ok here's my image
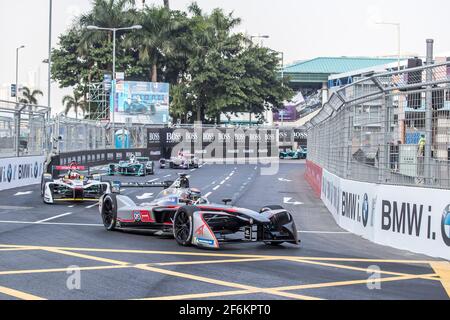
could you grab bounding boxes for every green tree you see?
[63,92,87,119]
[19,86,43,105]
[127,6,186,82]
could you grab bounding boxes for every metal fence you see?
[0,100,50,158]
[306,58,450,190]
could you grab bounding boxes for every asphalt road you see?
[0,160,448,300]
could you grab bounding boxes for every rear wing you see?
[51,165,91,179]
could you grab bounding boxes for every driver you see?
[187,188,202,202]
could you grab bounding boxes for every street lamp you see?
[86,24,142,125]
[15,45,25,103]
[376,22,401,71]
[250,34,270,46]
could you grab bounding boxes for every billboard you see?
[111,81,170,124]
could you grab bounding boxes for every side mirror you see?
[111,181,121,194]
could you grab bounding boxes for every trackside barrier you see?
[304,160,322,197]
[47,148,156,172]
[318,164,450,260]
[0,156,45,191]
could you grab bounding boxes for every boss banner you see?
[0,156,45,191]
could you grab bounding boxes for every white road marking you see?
[283,197,303,206]
[298,231,351,234]
[136,193,154,200]
[204,192,212,198]
[67,205,75,208]
[147,178,159,183]
[190,169,196,172]
[35,212,73,224]
[278,178,292,182]
[14,191,33,196]
[164,174,172,178]
[85,203,99,209]
[213,185,220,191]
[0,220,102,227]
[220,180,226,185]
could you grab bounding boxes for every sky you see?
[1,0,450,114]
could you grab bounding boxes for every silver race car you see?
[99,174,299,249]
[159,152,199,169]
[41,163,110,204]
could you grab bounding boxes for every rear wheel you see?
[173,206,197,246]
[101,194,118,231]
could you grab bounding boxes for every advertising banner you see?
[375,185,450,260]
[111,81,170,124]
[0,156,45,191]
[319,168,450,259]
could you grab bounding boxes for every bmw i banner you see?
[0,156,45,191]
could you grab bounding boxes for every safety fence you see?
[0,100,50,158]
[306,60,450,190]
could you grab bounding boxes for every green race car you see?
[108,156,154,176]
[279,148,307,160]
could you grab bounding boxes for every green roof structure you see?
[283,57,398,85]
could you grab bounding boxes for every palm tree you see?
[63,92,86,119]
[78,0,137,53]
[19,86,43,105]
[127,6,181,82]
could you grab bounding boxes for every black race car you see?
[99,174,299,249]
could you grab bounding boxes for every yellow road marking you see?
[286,258,439,281]
[135,264,322,300]
[0,265,130,276]
[154,257,279,266]
[137,290,252,300]
[0,247,36,252]
[273,273,438,291]
[0,244,435,264]
[43,248,130,266]
[430,261,450,298]
[0,285,45,300]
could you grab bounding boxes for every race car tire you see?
[259,205,284,213]
[173,206,197,247]
[101,194,118,231]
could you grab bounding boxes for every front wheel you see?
[101,194,118,231]
[173,206,197,246]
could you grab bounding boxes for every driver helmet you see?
[68,171,82,180]
[130,154,136,163]
[188,188,202,202]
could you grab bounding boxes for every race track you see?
[0,161,448,300]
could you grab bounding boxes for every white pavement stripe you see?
[164,175,172,178]
[298,231,351,234]
[14,191,33,196]
[35,212,73,224]
[68,205,75,208]
[0,220,102,227]
[147,178,159,183]
[213,185,220,191]
[204,192,212,198]
[85,203,99,209]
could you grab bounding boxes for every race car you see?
[108,154,154,176]
[279,147,307,160]
[99,174,299,249]
[41,163,110,204]
[159,152,199,169]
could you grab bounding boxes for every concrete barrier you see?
[0,156,45,191]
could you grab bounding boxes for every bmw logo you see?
[34,162,39,178]
[6,164,12,183]
[133,211,141,222]
[362,193,369,227]
[441,204,450,246]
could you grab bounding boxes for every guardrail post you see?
[425,39,434,185]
